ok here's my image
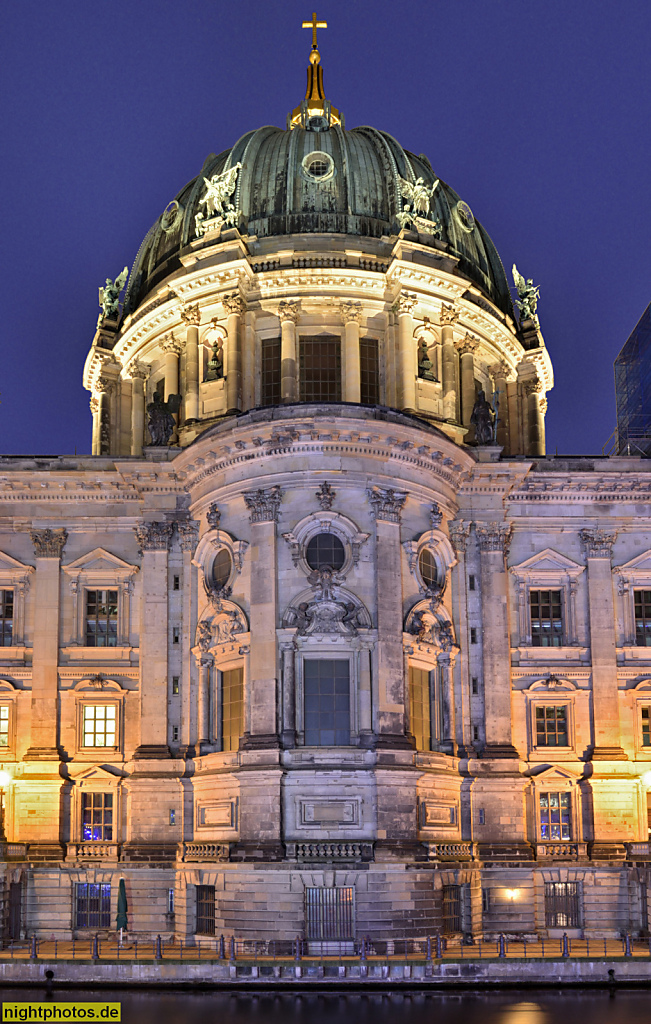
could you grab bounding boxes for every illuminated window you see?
[261,337,281,406]
[222,667,243,752]
[535,706,568,747]
[635,591,651,646]
[0,706,9,748]
[544,881,580,928]
[82,705,116,748]
[642,706,651,747]
[82,792,113,841]
[305,533,345,571]
[76,883,111,929]
[0,591,13,647]
[196,885,215,935]
[85,590,118,647]
[299,337,341,402]
[305,887,354,940]
[360,338,379,405]
[539,791,571,841]
[529,590,563,647]
[304,660,350,746]
[409,666,431,751]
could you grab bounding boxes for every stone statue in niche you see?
[147,392,182,446]
[470,390,495,446]
[417,338,436,381]
[204,339,224,381]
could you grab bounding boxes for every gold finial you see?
[302,12,327,61]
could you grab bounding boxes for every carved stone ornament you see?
[523,377,543,396]
[31,528,68,559]
[405,602,458,652]
[134,521,174,553]
[392,292,418,317]
[162,334,184,356]
[206,502,221,530]
[195,162,242,238]
[180,304,201,327]
[177,519,200,554]
[580,528,616,559]
[340,301,363,325]
[367,487,407,524]
[278,300,300,324]
[285,570,370,638]
[89,396,99,415]
[244,486,284,524]
[195,600,247,651]
[223,293,245,317]
[316,482,336,511]
[127,361,149,382]
[455,333,479,357]
[429,503,444,530]
[439,303,461,326]
[475,522,513,554]
[448,520,471,555]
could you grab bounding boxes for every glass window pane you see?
[304,660,349,746]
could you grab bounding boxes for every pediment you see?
[530,764,581,783]
[62,548,138,577]
[0,550,34,581]
[527,675,578,691]
[73,676,124,692]
[510,547,584,577]
[615,550,651,574]
[74,765,121,784]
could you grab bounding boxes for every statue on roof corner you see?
[512,264,540,323]
[98,266,128,322]
[195,162,242,237]
[397,175,439,232]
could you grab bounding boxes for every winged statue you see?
[512,264,540,322]
[397,175,439,229]
[98,266,128,321]
[196,162,242,236]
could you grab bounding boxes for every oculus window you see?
[300,337,341,402]
[419,549,439,590]
[212,549,232,589]
[304,659,350,746]
[305,533,345,571]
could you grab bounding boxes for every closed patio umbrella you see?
[116,878,128,941]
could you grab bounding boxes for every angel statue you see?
[397,175,439,229]
[98,266,128,321]
[146,391,182,446]
[196,162,242,237]
[512,264,540,323]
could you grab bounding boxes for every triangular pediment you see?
[73,765,121,783]
[0,550,34,581]
[62,547,137,575]
[510,548,584,576]
[530,764,581,783]
[616,549,651,574]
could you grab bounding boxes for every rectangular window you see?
[0,591,13,647]
[359,338,379,405]
[408,666,431,751]
[530,590,563,646]
[469,575,475,591]
[85,590,118,648]
[305,887,354,940]
[643,707,651,747]
[442,884,462,934]
[0,706,9,747]
[535,705,568,746]
[539,791,571,841]
[544,881,580,928]
[299,337,341,402]
[81,792,113,841]
[222,667,243,753]
[82,705,117,748]
[481,887,491,914]
[168,888,175,915]
[261,337,281,406]
[304,659,350,746]
[76,883,111,929]
[196,885,215,935]
[635,590,651,646]
[470,627,477,644]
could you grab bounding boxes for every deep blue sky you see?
[2,0,650,456]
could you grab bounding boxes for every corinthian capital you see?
[340,301,363,325]
[475,521,512,554]
[455,333,478,356]
[392,292,417,316]
[580,528,616,559]
[31,528,68,559]
[440,303,461,326]
[523,377,543,395]
[367,486,407,524]
[177,519,200,553]
[278,300,300,324]
[244,486,284,523]
[180,303,201,327]
[448,520,471,554]
[162,334,184,356]
[223,293,245,317]
[135,521,174,553]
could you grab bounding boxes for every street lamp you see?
[0,771,11,842]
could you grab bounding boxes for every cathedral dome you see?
[123,123,512,319]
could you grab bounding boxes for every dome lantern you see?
[288,12,343,131]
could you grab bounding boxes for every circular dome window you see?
[455,200,475,234]
[302,151,334,182]
[419,548,438,588]
[306,533,345,571]
[212,549,232,588]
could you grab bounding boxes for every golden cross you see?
[302,11,327,50]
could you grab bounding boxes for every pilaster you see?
[134,521,174,758]
[26,528,67,759]
[224,293,245,413]
[180,304,201,422]
[440,303,460,422]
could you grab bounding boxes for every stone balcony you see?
[285,841,374,863]
[423,842,475,862]
[535,842,588,861]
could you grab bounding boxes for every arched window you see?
[306,533,345,571]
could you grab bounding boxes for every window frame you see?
[298,334,342,403]
[510,548,584,648]
[81,790,115,842]
[62,548,138,649]
[282,510,369,581]
[0,550,35,651]
[529,693,575,756]
[538,790,572,842]
[196,884,216,936]
[84,588,119,649]
[296,652,359,748]
[75,882,111,930]
[529,588,564,648]
[0,686,17,755]
[76,698,121,755]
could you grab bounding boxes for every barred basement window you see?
[643,707,651,747]
[305,887,354,940]
[261,337,281,406]
[299,337,341,402]
[539,791,571,840]
[222,667,243,752]
[76,883,111,929]
[635,590,651,646]
[535,705,568,746]
[85,590,118,647]
[0,706,9,747]
[196,885,215,935]
[304,659,350,746]
[408,666,430,751]
[530,589,563,647]
[359,338,379,405]
[442,884,462,934]
[81,792,113,841]
[544,881,580,928]
[0,591,13,646]
[82,705,116,748]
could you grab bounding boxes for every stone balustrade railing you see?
[286,842,374,862]
[536,842,587,860]
[180,843,230,862]
[424,842,475,861]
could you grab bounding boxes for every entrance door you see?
[8,882,21,940]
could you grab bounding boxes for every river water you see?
[1,991,650,1024]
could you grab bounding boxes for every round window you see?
[212,549,232,588]
[306,533,345,571]
[419,548,438,588]
[302,151,334,182]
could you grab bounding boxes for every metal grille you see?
[196,885,216,935]
[304,659,350,746]
[544,881,581,927]
[360,338,379,405]
[635,590,651,646]
[305,887,354,940]
[535,705,568,746]
[261,337,281,405]
[0,591,13,647]
[76,883,111,929]
[530,589,563,647]
[299,337,341,402]
[442,884,462,933]
[82,792,113,841]
[85,590,118,647]
[408,666,430,751]
[222,667,243,752]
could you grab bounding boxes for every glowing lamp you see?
[506,888,520,901]
[642,771,651,788]
[0,771,12,788]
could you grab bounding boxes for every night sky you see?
[2,0,650,457]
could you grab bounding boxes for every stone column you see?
[26,529,67,758]
[241,486,283,749]
[438,648,459,754]
[90,396,100,455]
[393,293,418,412]
[96,378,113,455]
[440,303,460,422]
[224,293,244,413]
[490,361,510,449]
[180,304,201,422]
[280,640,296,748]
[279,300,299,404]
[456,334,478,431]
[580,529,625,758]
[196,654,213,750]
[475,522,518,758]
[129,364,148,457]
[243,309,256,411]
[524,378,545,456]
[449,521,473,753]
[340,301,362,403]
[368,486,411,746]
[134,521,174,758]
[177,519,199,756]
[162,336,183,443]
